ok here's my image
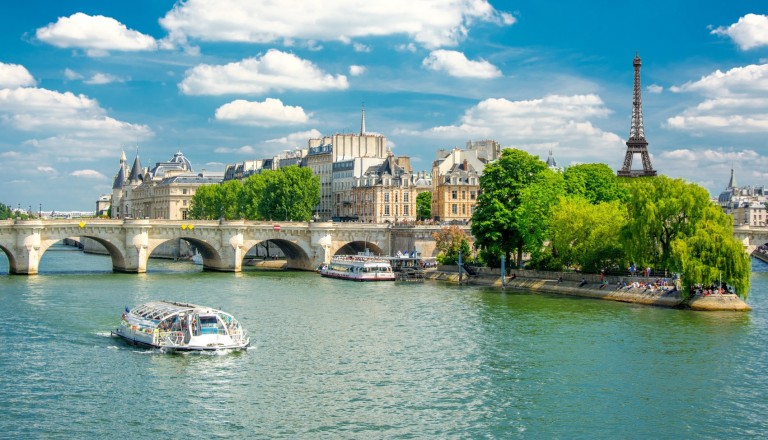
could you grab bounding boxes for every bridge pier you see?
[10,221,43,275]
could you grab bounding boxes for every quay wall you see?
[427,266,751,311]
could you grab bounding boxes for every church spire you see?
[727,167,737,190]
[360,101,366,135]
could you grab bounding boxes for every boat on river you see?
[319,255,395,281]
[111,300,250,351]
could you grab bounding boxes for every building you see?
[333,157,387,220]
[305,143,333,220]
[111,150,223,220]
[466,139,500,162]
[718,168,768,227]
[545,150,563,172]
[95,194,111,217]
[352,154,432,223]
[431,147,487,222]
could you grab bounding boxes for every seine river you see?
[1,247,767,439]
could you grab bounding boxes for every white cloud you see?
[179,49,348,95]
[712,14,768,50]
[353,42,371,53]
[667,64,768,133]
[160,0,514,49]
[0,62,36,88]
[422,50,501,78]
[214,98,310,126]
[84,73,127,85]
[646,84,663,94]
[397,43,418,53]
[214,145,256,154]
[349,65,367,76]
[64,68,83,81]
[71,169,107,179]
[36,12,158,56]
[266,129,322,144]
[0,87,152,159]
[399,94,621,163]
[37,166,57,174]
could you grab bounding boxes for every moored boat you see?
[111,300,250,351]
[319,255,395,281]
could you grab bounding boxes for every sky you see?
[1,1,768,211]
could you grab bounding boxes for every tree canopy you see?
[432,225,472,265]
[189,165,320,221]
[471,148,548,267]
[416,191,432,221]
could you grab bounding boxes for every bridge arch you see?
[146,237,222,270]
[242,238,313,270]
[332,240,386,257]
[0,244,15,274]
[39,234,127,273]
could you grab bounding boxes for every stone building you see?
[111,150,223,220]
[718,168,767,227]
[351,154,432,223]
[431,147,487,222]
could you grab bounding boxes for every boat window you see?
[199,316,219,335]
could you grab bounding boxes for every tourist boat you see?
[111,300,250,351]
[319,255,395,281]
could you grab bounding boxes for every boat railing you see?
[160,330,185,346]
[230,328,248,344]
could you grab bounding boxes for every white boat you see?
[191,251,203,265]
[111,300,250,351]
[319,255,395,281]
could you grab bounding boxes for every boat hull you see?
[319,270,395,281]
[111,330,249,351]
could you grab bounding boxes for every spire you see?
[618,53,656,177]
[546,150,558,167]
[360,101,366,135]
[727,167,737,190]
[128,148,143,183]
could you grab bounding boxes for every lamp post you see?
[39,203,42,219]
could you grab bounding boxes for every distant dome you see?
[170,151,193,171]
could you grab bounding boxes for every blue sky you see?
[1,0,767,210]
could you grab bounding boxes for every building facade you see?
[431,147,487,222]
[718,168,768,227]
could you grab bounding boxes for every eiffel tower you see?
[617,53,656,177]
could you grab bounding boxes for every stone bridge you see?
[0,219,461,275]
[733,225,768,255]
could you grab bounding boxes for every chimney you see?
[463,159,468,171]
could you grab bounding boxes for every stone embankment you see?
[426,266,751,311]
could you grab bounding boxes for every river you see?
[1,247,767,438]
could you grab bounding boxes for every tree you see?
[257,166,320,221]
[416,191,432,221]
[514,169,565,262]
[188,184,222,220]
[219,179,245,219]
[0,203,12,220]
[547,197,628,273]
[670,204,751,298]
[621,176,712,270]
[471,148,548,267]
[563,163,627,204]
[432,225,472,265]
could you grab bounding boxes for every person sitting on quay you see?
[579,277,588,287]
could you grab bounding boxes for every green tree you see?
[188,184,221,220]
[471,148,548,267]
[514,169,565,262]
[670,204,751,298]
[241,173,267,219]
[432,225,472,265]
[621,176,712,270]
[257,166,320,221]
[563,163,627,204]
[547,197,628,273]
[0,203,12,220]
[416,191,432,221]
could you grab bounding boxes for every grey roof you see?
[546,151,558,167]
[112,164,125,189]
[128,154,143,183]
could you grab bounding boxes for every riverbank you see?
[426,267,751,311]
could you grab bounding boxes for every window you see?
[404,206,409,216]
[462,190,466,200]
[384,192,390,203]
[462,204,466,214]
[385,205,390,216]
[470,190,476,200]
[395,193,398,203]
[182,188,188,195]
[183,200,187,206]
[403,192,409,203]
[452,204,458,214]
[451,190,458,200]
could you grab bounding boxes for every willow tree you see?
[472,148,548,267]
[548,197,628,273]
[670,204,751,298]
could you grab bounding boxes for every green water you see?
[1,248,767,438]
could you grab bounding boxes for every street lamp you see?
[39,203,42,219]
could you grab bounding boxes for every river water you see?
[1,247,767,438]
